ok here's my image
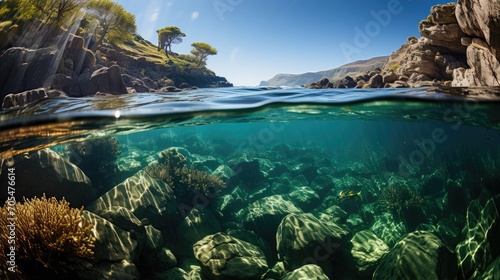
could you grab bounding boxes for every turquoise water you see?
[0,87,499,279]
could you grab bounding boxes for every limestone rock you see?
[419,22,466,53]
[193,233,268,280]
[87,170,178,229]
[276,213,348,271]
[2,88,67,109]
[452,39,500,86]
[281,264,329,280]
[455,0,500,61]
[0,148,94,207]
[430,3,458,24]
[350,230,389,275]
[456,196,500,279]
[373,231,456,280]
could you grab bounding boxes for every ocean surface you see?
[0,87,499,279]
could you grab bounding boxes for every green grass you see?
[389,63,400,72]
[115,35,197,70]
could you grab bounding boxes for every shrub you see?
[389,63,400,72]
[0,195,94,277]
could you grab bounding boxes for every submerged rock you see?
[456,195,500,279]
[281,264,329,280]
[2,88,67,109]
[373,231,456,280]
[276,213,348,273]
[0,148,94,207]
[193,233,268,280]
[350,230,389,275]
[87,170,178,229]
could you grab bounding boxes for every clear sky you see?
[113,0,453,86]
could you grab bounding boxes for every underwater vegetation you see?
[0,195,94,279]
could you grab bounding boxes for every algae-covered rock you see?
[373,231,456,280]
[350,230,389,275]
[276,213,348,272]
[193,233,268,280]
[151,267,190,280]
[456,195,500,279]
[281,264,329,280]
[288,186,320,211]
[370,212,407,247]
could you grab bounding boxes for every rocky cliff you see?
[306,0,500,89]
[0,22,232,109]
[381,0,500,87]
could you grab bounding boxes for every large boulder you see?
[350,230,389,275]
[79,65,128,96]
[193,233,268,280]
[75,211,140,280]
[276,213,348,272]
[456,196,500,279]
[373,231,456,280]
[87,170,179,229]
[0,148,94,207]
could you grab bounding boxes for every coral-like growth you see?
[144,148,225,198]
[0,195,94,277]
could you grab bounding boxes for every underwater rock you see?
[350,230,389,275]
[287,185,321,212]
[276,213,348,273]
[212,164,236,182]
[77,259,140,280]
[175,205,222,258]
[97,206,143,232]
[373,231,456,280]
[264,261,286,279]
[456,195,500,279]
[83,211,138,262]
[231,159,265,187]
[370,212,407,247]
[315,205,348,225]
[281,264,329,280]
[87,170,178,230]
[240,195,302,243]
[0,148,94,207]
[193,233,268,280]
[217,186,248,217]
[151,267,190,280]
[226,228,271,261]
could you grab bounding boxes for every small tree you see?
[156,26,185,57]
[190,42,217,67]
[86,0,136,51]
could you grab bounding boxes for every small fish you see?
[338,190,361,199]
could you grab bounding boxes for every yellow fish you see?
[338,190,361,199]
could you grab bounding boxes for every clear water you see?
[0,87,499,279]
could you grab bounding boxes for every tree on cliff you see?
[1,0,88,27]
[156,26,185,57]
[86,0,136,51]
[190,42,217,67]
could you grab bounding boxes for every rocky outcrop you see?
[193,233,268,280]
[0,148,94,207]
[380,1,500,87]
[350,230,389,275]
[281,264,329,280]
[2,88,67,109]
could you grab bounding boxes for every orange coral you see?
[0,195,94,277]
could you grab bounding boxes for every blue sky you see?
[114,0,452,86]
